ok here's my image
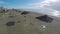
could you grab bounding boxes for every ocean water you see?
[23,7,60,17]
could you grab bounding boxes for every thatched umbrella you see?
[6,21,15,26]
[21,11,29,21]
[6,21,15,34]
[21,11,29,15]
[36,15,53,23]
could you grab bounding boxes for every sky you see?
[0,0,60,17]
[0,0,42,8]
